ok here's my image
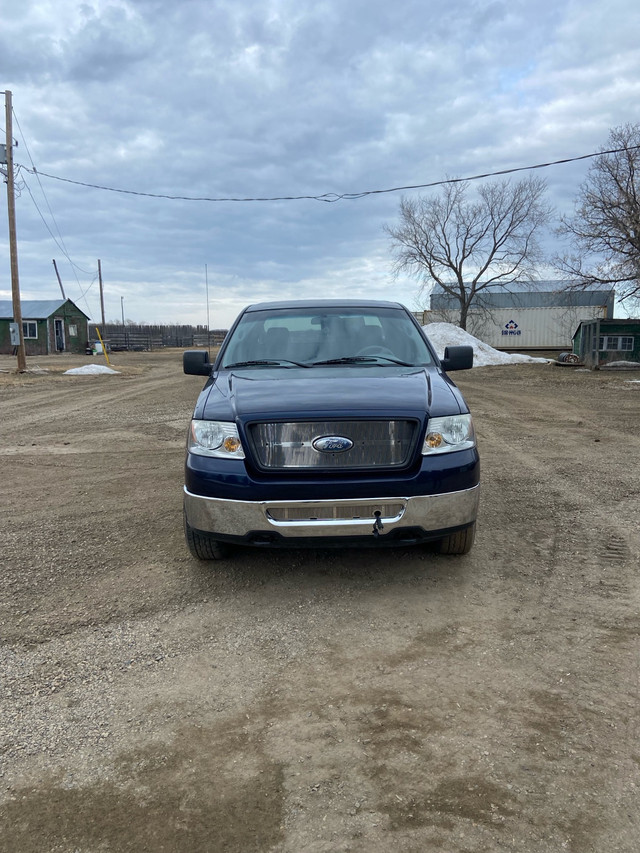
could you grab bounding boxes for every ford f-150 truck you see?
[182,300,479,559]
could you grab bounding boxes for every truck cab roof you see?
[244,299,406,313]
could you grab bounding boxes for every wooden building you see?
[0,299,90,355]
[572,318,640,368]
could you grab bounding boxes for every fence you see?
[94,324,228,351]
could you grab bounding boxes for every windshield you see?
[220,306,433,368]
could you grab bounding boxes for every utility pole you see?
[98,259,105,326]
[52,259,66,300]
[3,90,26,371]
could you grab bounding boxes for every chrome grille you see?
[248,420,417,469]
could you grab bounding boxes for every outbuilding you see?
[426,283,614,351]
[0,298,90,355]
[572,318,640,368]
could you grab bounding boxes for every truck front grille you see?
[248,419,417,469]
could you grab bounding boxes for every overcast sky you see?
[2,0,639,327]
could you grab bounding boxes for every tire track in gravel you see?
[1,370,198,432]
[2,357,639,853]
[461,372,640,536]
[458,368,640,602]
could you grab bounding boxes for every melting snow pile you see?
[602,361,640,369]
[423,323,549,367]
[64,365,120,375]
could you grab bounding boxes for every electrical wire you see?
[13,111,95,276]
[18,171,75,258]
[16,168,96,316]
[17,144,640,204]
[12,108,98,316]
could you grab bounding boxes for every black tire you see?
[184,513,230,560]
[437,523,476,555]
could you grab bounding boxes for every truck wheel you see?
[184,513,229,560]
[437,523,476,555]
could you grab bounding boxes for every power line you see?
[13,111,95,276]
[17,145,640,204]
[19,173,77,259]
[17,170,96,316]
[12,107,97,317]
[13,113,69,245]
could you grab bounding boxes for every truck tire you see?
[184,513,229,560]
[437,523,476,555]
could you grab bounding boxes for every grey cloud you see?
[62,5,154,81]
[3,0,639,327]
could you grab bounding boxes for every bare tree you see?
[556,123,640,303]
[385,177,551,329]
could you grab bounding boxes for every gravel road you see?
[0,350,638,853]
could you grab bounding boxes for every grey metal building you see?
[425,282,615,350]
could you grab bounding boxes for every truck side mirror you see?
[441,345,473,371]
[183,350,212,375]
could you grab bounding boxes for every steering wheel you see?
[356,346,397,358]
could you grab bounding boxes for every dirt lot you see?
[0,349,638,853]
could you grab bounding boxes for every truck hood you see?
[196,367,464,422]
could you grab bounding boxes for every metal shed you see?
[0,298,90,355]
[426,283,615,350]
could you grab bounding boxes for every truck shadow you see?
[184,539,475,598]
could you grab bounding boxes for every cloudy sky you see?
[2,0,639,327]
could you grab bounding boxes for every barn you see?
[425,283,614,351]
[572,318,640,368]
[0,298,90,356]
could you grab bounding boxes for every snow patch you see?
[64,365,120,375]
[423,323,549,367]
[601,361,640,369]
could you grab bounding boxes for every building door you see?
[54,318,65,352]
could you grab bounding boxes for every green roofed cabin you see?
[0,299,90,356]
[572,318,640,368]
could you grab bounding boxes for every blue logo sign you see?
[312,435,354,453]
[502,319,522,337]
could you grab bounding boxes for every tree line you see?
[386,123,640,328]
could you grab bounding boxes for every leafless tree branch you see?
[385,177,552,328]
[554,123,640,301]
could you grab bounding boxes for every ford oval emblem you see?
[312,435,354,453]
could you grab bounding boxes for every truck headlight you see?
[422,414,475,455]
[188,420,245,458]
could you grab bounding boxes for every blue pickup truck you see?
[183,300,479,559]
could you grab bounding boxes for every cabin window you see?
[597,335,634,351]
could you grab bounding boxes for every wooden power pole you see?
[52,259,66,299]
[4,90,26,371]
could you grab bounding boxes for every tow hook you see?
[372,511,384,537]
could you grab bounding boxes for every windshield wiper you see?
[311,356,378,366]
[365,355,413,366]
[224,359,310,368]
[311,356,413,366]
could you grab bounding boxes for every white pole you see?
[205,263,211,357]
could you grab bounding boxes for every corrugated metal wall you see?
[427,306,608,349]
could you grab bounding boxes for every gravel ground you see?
[0,350,639,853]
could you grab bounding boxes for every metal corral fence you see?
[94,324,228,351]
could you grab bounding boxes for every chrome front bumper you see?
[184,485,479,540]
